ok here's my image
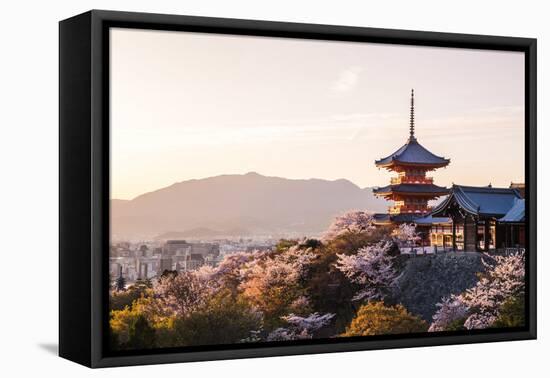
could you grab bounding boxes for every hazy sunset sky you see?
[110,28,525,200]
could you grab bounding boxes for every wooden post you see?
[463,218,467,252]
[505,224,509,248]
[474,219,479,252]
[452,220,457,252]
[483,219,489,252]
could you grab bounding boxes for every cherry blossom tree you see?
[335,241,399,301]
[322,210,375,242]
[194,264,217,282]
[429,252,525,331]
[289,296,311,313]
[195,250,266,293]
[216,250,266,279]
[240,245,316,328]
[265,327,295,341]
[428,295,468,332]
[461,252,525,329]
[240,246,316,295]
[392,223,421,248]
[154,271,214,316]
[266,312,335,341]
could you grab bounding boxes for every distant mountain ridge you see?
[111,172,389,240]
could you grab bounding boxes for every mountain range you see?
[111,172,389,240]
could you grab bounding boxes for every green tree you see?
[110,282,152,311]
[160,269,178,279]
[493,294,525,328]
[114,275,126,292]
[299,238,323,250]
[342,301,428,336]
[304,247,357,333]
[110,301,156,350]
[304,229,397,334]
[171,290,262,347]
[445,318,467,331]
[275,239,299,253]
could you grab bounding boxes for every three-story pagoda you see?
[373,90,450,224]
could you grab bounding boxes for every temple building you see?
[370,90,525,253]
[373,89,450,225]
[498,197,526,249]
[429,185,525,252]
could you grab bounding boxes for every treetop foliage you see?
[342,301,428,337]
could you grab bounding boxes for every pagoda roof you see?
[431,184,522,218]
[498,198,525,223]
[391,213,426,223]
[372,213,391,225]
[373,213,424,225]
[375,137,450,168]
[414,214,452,225]
[373,183,449,196]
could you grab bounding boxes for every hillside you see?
[391,252,485,320]
[111,172,389,240]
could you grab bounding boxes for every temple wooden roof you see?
[498,198,525,223]
[375,137,450,169]
[373,213,426,225]
[373,183,449,197]
[414,214,452,225]
[431,185,523,218]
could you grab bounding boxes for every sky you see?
[110,28,525,200]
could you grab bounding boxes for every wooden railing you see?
[389,205,431,214]
[494,247,526,255]
[391,176,433,185]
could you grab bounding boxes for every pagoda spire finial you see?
[409,88,415,139]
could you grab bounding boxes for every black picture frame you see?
[59,9,537,368]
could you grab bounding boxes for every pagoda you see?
[373,89,450,224]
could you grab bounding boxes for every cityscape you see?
[110,237,277,284]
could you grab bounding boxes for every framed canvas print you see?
[59,10,537,368]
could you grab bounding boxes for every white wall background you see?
[0,0,547,376]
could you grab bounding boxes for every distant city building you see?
[138,244,149,257]
[160,240,221,273]
[158,257,173,275]
[110,238,292,282]
[163,240,219,257]
[178,253,205,271]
